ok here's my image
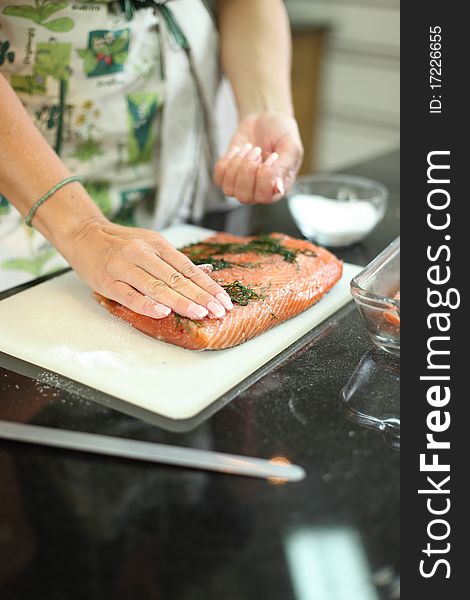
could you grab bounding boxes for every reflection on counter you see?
[341,347,400,450]
[284,527,379,600]
[284,526,400,599]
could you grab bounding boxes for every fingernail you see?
[272,193,283,202]
[197,263,214,274]
[207,301,226,318]
[246,146,262,162]
[217,292,233,310]
[264,152,279,167]
[153,303,172,318]
[226,146,240,159]
[239,143,253,158]
[187,304,208,320]
[274,176,285,196]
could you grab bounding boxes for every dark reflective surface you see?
[0,152,400,599]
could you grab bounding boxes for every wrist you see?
[32,181,107,254]
[237,91,293,120]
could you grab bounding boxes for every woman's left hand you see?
[213,112,303,205]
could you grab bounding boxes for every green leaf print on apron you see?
[127,92,159,164]
[77,28,130,77]
[3,1,74,32]
[0,39,15,64]
[0,195,11,216]
[0,0,165,291]
[0,0,222,293]
[72,100,104,162]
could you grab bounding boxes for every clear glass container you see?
[341,347,400,450]
[350,236,400,354]
[287,174,388,247]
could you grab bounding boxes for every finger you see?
[213,146,240,187]
[272,135,304,195]
[107,281,172,319]
[256,149,295,205]
[152,238,233,311]
[233,146,263,204]
[220,142,253,197]
[213,159,228,188]
[127,266,210,320]
[272,176,286,202]
[105,237,222,315]
[254,152,280,204]
[139,254,226,318]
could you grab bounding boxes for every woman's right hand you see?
[63,218,233,320]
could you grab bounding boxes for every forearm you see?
[216,0,293,118]
[0,75,105,250]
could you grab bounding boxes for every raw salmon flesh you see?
[384,291,400,326]
[95,232,343,350]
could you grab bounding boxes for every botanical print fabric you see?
[0,0,165,291]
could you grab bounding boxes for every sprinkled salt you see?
[288,193,381,246]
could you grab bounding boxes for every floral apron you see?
[0,0,221,292]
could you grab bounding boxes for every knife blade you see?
[0,420,305,482]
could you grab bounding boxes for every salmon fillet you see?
[384,291,400,326]
[95,232,343,350]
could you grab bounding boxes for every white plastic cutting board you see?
[0,225,361,420]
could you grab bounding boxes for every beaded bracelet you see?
[25,175,81,227]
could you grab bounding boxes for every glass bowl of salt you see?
[287,174,388,247]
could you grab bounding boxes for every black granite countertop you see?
[0,151,400,600]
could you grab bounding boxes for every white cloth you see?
[153,0,225,229]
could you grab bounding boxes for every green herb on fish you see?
[174,313,203,332]
[191,256,261,271]
[190,257,236,271]
[184,234,316,264]
[222,281,263,306]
